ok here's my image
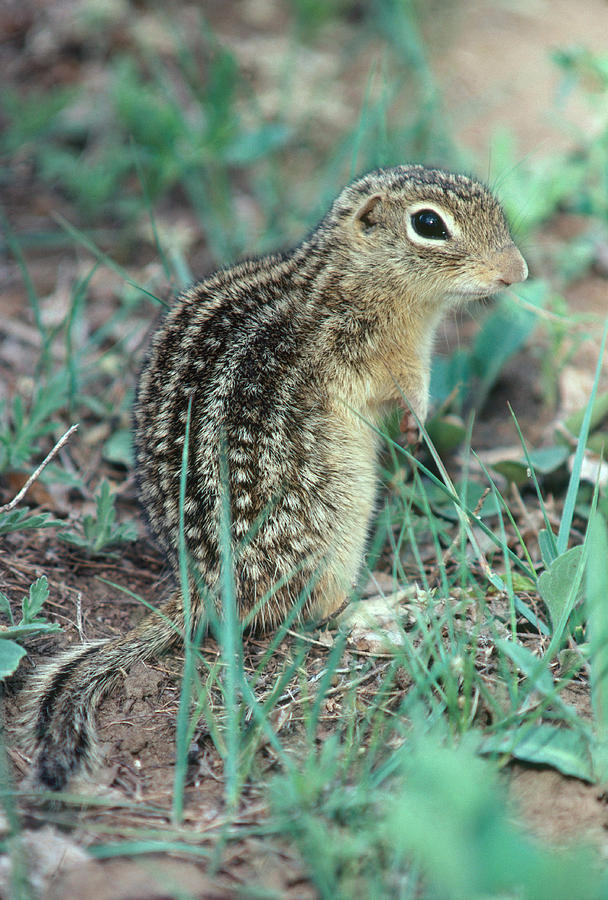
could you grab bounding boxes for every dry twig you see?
[0,423,79,514]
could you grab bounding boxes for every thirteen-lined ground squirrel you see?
[24,165,527,790]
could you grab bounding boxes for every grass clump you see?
[57,479,137,556]
[270,727,607,900]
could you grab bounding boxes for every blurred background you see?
[2,0,608,448]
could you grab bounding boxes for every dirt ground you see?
[2,1,608,897]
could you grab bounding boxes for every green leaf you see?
[491,129,586,233]
[527,445,571,473]
[586,514,608,753]
[558,646,588,674]
[496,638,553,695]
[1,622,60,640]
[0,507,63,536]
[563,389,608,438]
[538,528,558,568]
[538,545,585,632]
[480,724,595,781]
[587,431,608,455]
[102,428,134,467]
[557,325,608,554]
[0,591,14,625]
[425,415,467,453]
[429,349,471,409]
[21,575,49,623]
[0,639,27,678]
[58,479,136,554]
[490,459,530,486]
[0,370,71,472]
[57,531,90,549]
[431,479,501,521]
[510,573,537,592]
[491,445,569,486]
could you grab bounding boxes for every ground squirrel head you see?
[326,165,527,309]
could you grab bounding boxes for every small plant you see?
[58,479,137,556]
[0,507,63,537]
[0,372,70,474]
[0,577,60,678]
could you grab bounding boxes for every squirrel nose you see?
[494,245,528,286]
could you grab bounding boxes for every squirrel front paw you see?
[399,409,420,446]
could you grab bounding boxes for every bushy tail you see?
[24,591,185,791]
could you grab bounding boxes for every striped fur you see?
[24,165,527,789]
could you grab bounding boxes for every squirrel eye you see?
[410,209,449,240]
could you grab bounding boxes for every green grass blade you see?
[129,138,172,283]
[89,840,211,859]
[349,61,377,179]
[65,262,99,412]
[359,408,536,582]
[472,451,538,577]
[172,395,194,824]
[217,440,242,812]
[508,406,559,561]
[0,207,50,371]
[586,513,608,777]
[53,213,169,309]
[557,321,608,554]
[399,411,505,591]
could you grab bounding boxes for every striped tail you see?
[25,591,185,791]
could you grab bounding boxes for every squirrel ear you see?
[354,193,383,231]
